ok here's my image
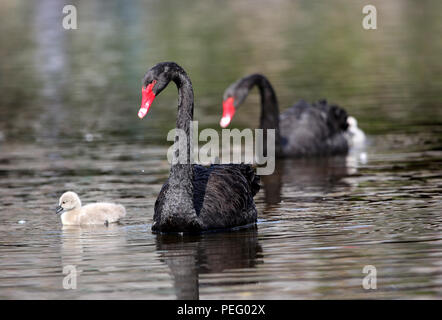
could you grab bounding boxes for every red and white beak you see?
[138,80,157,119]
[220,97,235,128]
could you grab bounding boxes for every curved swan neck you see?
[239,74,282,153]
[168,65,194,189]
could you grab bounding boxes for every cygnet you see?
[346,116,366,148]
[56,191,126,226]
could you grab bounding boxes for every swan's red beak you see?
[220,97,235,128]
[138,80,157,119]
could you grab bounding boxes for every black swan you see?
[138,62,260,233]
[220,74,365,157]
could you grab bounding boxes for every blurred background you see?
[0,0,440,143]
[0,0,441,299]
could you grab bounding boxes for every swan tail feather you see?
[238,164,261,197]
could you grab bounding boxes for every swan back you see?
[79,203,126,224]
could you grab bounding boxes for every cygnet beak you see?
[56,205,64,215]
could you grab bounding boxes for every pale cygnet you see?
[56,191,126,225]
[346,116,366,148]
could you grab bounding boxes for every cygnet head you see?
[56,191,82,215]
[347,116,358,129]
[346,116,366,147]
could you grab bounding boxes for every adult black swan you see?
[138,62,260,233]
[220,74,365,157]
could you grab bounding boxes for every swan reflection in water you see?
[261,152,367,205]
[155,226,262,300]
[153,152,365,299]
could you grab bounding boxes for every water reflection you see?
[60,225,129,292]
[262,156,355,205]
[60,224,128,266]
[155,227,262,299]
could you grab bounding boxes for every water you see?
[0,0,441,299]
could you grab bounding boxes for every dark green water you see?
[0,0,441,299]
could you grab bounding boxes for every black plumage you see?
[140,62,260,233]
[222,74,352,157]
[154,163,260,233]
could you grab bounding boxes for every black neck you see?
[168,65,194,190]
[237,74,282,153]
